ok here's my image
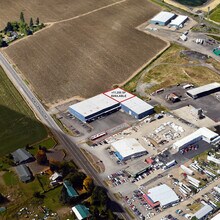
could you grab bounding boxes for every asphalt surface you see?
[0,52,129,219]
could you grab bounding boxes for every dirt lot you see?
[3,0,167,107]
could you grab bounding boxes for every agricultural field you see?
[210,4,220,23]
[0,0,120,29]
[4,0,167,106]
[0,66,47,156]
[124,44,220,94]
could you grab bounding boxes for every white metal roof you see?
[147,184,179,207]
[112,138,147,159]
[69,94,118,117]
[194,204,213,219]
[103,88,134,102]
[173,127,219,149]
[211,213,220,220]
[170,15,188,26]
[151,11,175,23]
[187,82,220,97]
[121,96,154,114]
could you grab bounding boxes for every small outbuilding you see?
[150,11,176,26]
[15,164,33,183]
[72,204,91,220]
[11,148,34,165]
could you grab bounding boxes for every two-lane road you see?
[0,52,130,219]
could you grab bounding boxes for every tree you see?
[20,12,25,23]
[4,22,13,32]
[29,17,33,28]
[0,36,8,48]
[91,186,108,206]
[36,17,40,26]
[0,193,5,204]
[67,172,86,189]
[36,149,48,165]
[83,176,94,192]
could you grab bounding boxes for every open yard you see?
[124,44,220,94]
[0,66,47,156]
[210,4,220,23]
[4,0,167,107]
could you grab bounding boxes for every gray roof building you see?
[15,164,33,183]
[193,204,213,220]
[11,148,34,164]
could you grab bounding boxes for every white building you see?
[144,184,179,208]
[173,127,220,151]
[169,15,188,28]
[211,213,220,220]
[150,11,176,26]
[112,138,147,161]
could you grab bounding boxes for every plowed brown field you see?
[3,0,167,106]
[0,0,119,29]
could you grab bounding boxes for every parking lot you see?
[150,84,220,122]
[56,109,136,141]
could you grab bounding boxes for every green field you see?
[0,66,47,156]
[210,4,220,22]
[174,0,207,7]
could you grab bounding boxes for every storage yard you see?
[3,0,166,106]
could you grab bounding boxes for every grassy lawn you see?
[2,171,17,186]
[43,186,63,210]
[28,137,57,155]
[210,4,220,22]
[0,66,48,156]
[123,44,220,94]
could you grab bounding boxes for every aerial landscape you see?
[0,0,220,220]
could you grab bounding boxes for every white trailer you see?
[166,160,177,168]
[187,175,200,187]
[180,165,194,176]
[179,187,188,196]
[188,180,199,188]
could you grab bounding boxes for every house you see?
[63,180,78,198]
[11,148,34,165]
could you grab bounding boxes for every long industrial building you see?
[112,138,147,161]
[173,127,220,151]
[186,82,220,99]
[150,11,176,26]
[169,15,188,28]
[143,184,179,208]
[69,88,154,122]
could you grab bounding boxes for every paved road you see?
[0,52,130,220]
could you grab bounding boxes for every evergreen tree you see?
[20,12,25,23]
[29,17,33,28]
[36,17,40,26]
[4,22,13,32]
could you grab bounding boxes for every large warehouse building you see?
[69,88,154,122]
[186,82,220,99]
[150,11,176,26]
[143,184,179,208]
[173,127,220,151]
[169,15,188,28]
[112,138,147,161]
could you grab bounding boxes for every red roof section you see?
[143,194,160,208]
